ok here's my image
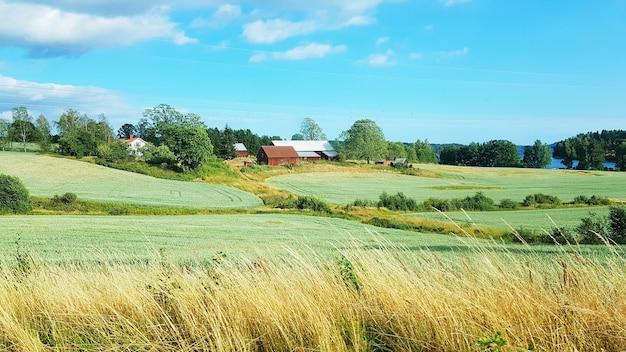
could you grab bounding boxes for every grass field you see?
[406,206,611,231]
[1,214,467,265]
[266,165,626,205]
[0,152,262,209]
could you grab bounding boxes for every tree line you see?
[553,130,626,170]
[2,104,624,172]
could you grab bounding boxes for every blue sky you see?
[1,0,625,145]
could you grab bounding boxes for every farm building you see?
[256,146,300,166]
[234,143,249,157]
[270,140,337,160]
[121,134,147,156]
[393,158,408,167]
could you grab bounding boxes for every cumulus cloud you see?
[440,47,469,57]
[241,0,383,44]
[249,43,346,62]
[190,3,241,28]
[409,52,422,60]
[0,1,196,57]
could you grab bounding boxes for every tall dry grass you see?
[1,241,625,351]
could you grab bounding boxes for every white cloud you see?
[409,52,422,60]
[249,43,346,62]
[440,0,471,7]
[366,49,395,66]
[0,74,129,124]
[376,36,389,45]
[0,2,196,57]
[242,18,318,44]
[190,3,241,28]
[241,0,383,44]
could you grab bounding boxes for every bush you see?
[377,192,418,211]
[350,198,376,207]
[0,174,31,213]
[608,206,626,244]
[576,212,609,244]
[142,144,177,167]
[52,192,77,205]
[421,197,452,212]
[498,198,518,209]
[454,192,495,211]
[572,195,611,206]
[295,196,330,213]
[522,193,562,208]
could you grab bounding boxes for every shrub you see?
[498,198,518,209]
[454,192,495,211]
[52,192,77,206]
[377,192,418,211]
[572,195,610,206]
[0,174,31,213]
[421,197,452,212]
[522,193,562,208]
[608,206,626,244]
[142,144,177,167]
[576,212,609,244]
[350,198,376,207]
[550,227,577,245]
[295,196,330,213]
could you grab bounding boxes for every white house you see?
[122,135,147,156]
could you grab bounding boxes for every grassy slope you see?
[0,152,262,209]
[265,164,626,204]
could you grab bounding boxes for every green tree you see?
[141,144,177,166]
[161,125,213,170]
[97,140,132,163]
[0,174,31,213]
[439,145,461,165]
[138,104,205,144]
[55,109,88,137]
[608,206,626,244]
[413,139,438,164]
[387,141,407,160]
[12,107,34,152]
[117,123,138,138]
[35,114,52,152]
[218,125,237,159]
[339,119,387,162]
[0,119,10,151]
[616,142,626,171]
[300,117,326,140]
[291,133,304,140]
[523,140,552,168]
[57,130,99,157]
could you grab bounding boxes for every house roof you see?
[297,151,321,158]
[271,140,335,153]
[234,143,247,151]
[260,146,299,158]
[121,136,146,145]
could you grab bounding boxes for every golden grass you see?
[2,241,625,351]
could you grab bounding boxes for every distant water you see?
[515,145,616,170]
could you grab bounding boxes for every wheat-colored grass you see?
[1,239,625,351]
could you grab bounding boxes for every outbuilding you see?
[256,146,300,166]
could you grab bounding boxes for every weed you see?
[477,331,507,351]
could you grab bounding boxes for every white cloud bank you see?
[0,1,196,57]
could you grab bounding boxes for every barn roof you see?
[234,143,247,151]
[271,140,335,153]
[260,146,299,158]
[297,151,320,158]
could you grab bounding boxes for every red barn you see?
[256,146,300,166]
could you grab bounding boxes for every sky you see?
[0,0,625,145]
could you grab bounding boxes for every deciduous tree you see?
[35,114,51,152]
[339,119,386,162]
[300,117,326,140]
[522,140,552,168]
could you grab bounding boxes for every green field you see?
[406,206,611,230]
[266,166,626,205]
[1,214,471,264]
[0,152,262,209]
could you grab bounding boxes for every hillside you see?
[0,152,262,209]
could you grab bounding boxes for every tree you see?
[616,142,626,171]
[300,117,326,140]
[55,109,88,137]
[138,104,206,144]
[0,119,10,151]
[97,140,132,163]
[12,107,34,152]
[57,130,99,157]
[291,133,304,140]
[339,119,387,162]
[218,125,237,159]
[439,145,461,165]
[522,140,552,168]
[387,142,407,160]
[35,114,52,152]
[413,139,438,164]
[161,125,213,170]
[608,206,626,244]
[117,123,138,138]
[0,174,31,213]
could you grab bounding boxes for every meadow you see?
[2,152,626,350]
[0,152,262,209]
[266,165,626,205]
